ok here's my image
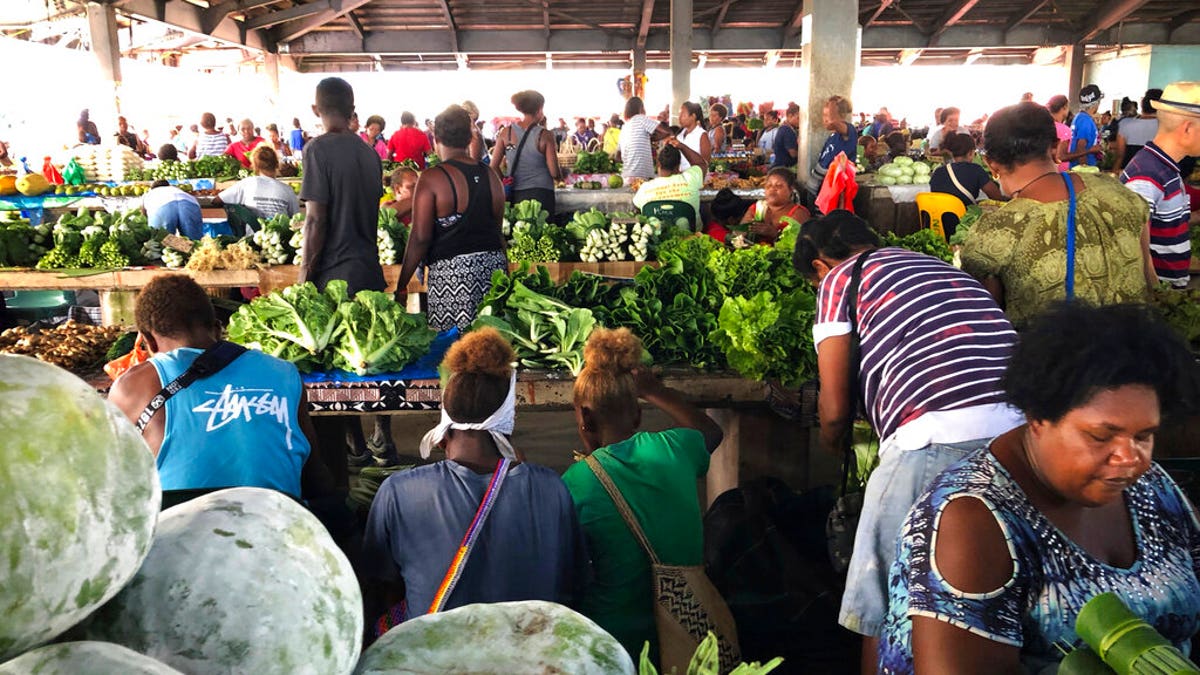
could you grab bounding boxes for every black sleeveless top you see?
[426,159,505,264]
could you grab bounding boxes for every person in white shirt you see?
[675,101,712,173]
[616,96,671,180]
[214,145,300,223]
[757,110,780,163]
[631,136,708,227]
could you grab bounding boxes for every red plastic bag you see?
[104,334,151,380]
[815,152,858,215]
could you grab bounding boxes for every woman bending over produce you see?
[362,327,584,626]
[796,210,1023,672]
[879,302,1200,674]
[739,168,810,245]
[396,105,507,331]
[562,327,723,660]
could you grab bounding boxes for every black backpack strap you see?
[839,248,875,495]
[136,341,248,433]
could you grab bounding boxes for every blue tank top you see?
[150,348,310,497]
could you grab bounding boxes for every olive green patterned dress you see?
[960,173,1149,329]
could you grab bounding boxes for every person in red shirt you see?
[226,118,266,169]
[387,111,432,168]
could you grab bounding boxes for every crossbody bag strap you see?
[507,123,535,179]
[1062,173,1077,300]
[946,163,976,205]
[135,341,247,433]
[585,454,661,565]
[428,457,513,613]
[839,249,875,496]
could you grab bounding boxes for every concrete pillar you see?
[797,0,859,187]
[264,52,281,124]
[669,0,692,125]
[86,1,122,125]
[1066,43,1085,110]
[632,47,647,99]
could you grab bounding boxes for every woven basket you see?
[557,137,583,173]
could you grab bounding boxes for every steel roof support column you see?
[1065,43,1085,113]
[670,0,692,125]
[87,1,123,125]
[797,0,859,191]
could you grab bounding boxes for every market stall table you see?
[553,187,764,217]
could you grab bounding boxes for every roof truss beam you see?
[434,0,459,52]
[862,0,895,28]
[201,0,279,35]
[1077,0,1152,43]
[785,1,804,38]
[636,0,654,49]
[117,0,270,51]
[711,0,738,33]
[927,0,982,45]
[273,0,374,43]
[1168,8,1200,35]
[244,1,329,31]
[1004,0,1051,33]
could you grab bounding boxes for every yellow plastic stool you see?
[915,192,966,241]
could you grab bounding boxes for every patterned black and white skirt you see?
[426,250,508,332]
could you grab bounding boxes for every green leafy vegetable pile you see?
[227,280,436,374]
[34,207,157,270]
[881,228,954,263]
[502,200,571,264]
[638,632,783,675]
[472,224,821,386]
[475,264,599,374]
[947,205,983,246]
[377,207,408,266]
[1151,284,1200,352]
[572,151,616,175]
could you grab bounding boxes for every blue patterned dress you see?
[879,451,1200,674]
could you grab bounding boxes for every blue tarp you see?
[301,327,460,384]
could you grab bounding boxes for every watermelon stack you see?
[85,487,364,675]
[0,642,183,675]
[0,354,160,663]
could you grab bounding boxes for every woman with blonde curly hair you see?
[562,327,723,660]
[362,327,584,626]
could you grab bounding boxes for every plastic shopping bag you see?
[815,152,858,215]
[104,333,150,380]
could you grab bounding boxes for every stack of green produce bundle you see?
[475,265,600,375]
[565,208,682,263]
[35,208,160,270]
[502,200,571,264]
[377,207,408,265]
[250,213,303,266]
[227,280,436,375]
[277,210,407,268]
[947,205,983,246]
[1150,285,1200,351]
[0,211,38,267]
[126,155,243,182]
[876,156,933,185]
[573,150,617,175]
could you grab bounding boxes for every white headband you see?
[418,370,517,461]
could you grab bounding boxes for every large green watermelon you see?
[0,641,183,674]
[85,487,362,675]
[354,601,635,675]
[0,354,160,662]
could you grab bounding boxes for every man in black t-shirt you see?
[298,77,385,295]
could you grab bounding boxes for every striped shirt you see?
[814,248,1017,444]
[619,114,663,180]
[1121,141,1192,288]
[195,131,230,158]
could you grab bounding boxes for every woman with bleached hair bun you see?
[562,327,724,661]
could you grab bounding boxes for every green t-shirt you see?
[562,427,711,658]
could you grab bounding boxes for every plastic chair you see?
[915,192,966,242]
[641,200,697,231]
[3,291,76,323]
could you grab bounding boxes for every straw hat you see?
[1152,81,1200,118]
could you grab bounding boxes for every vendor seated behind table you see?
[143,179,203,240]
[225,118,266,169]
[738,167,811,245]
[704,188,753,244]
[381,167,418,226]
[878,302,1200,675]
[108,275,332,500]
[213,145,300,222]
[362,327,584,623]
[631,137,708,228]
[928,132,1005,238]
